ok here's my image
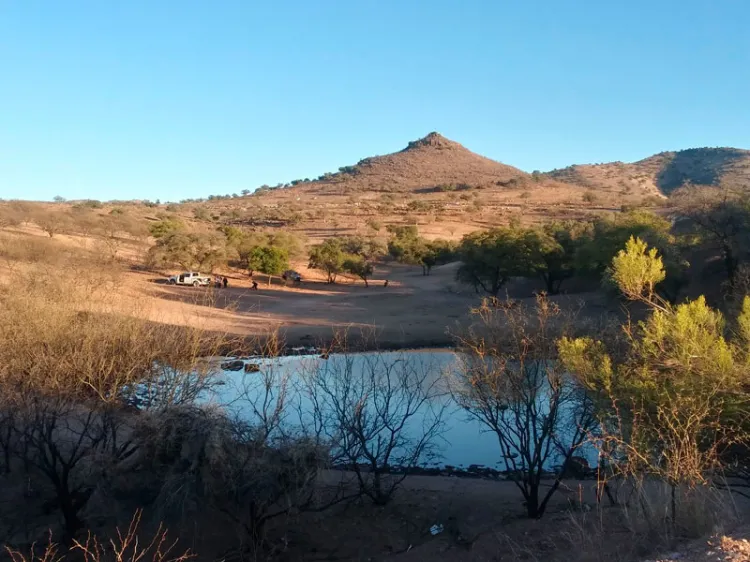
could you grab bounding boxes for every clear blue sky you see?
[1,0,748,202]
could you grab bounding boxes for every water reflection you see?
[209,350,594,472]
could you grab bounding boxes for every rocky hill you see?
[294,132,527,195]
[546,147,750,196]
[196,135,750,243]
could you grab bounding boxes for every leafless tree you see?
[137,405,326,556]
[137,336,336,555]
[303,348,447,505]
[14,396,138,543]
[33,210,71,239]
[451,295,596,518]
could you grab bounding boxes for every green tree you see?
[248,246,289,285]
[387,226,419,260]
[342,255,374,287]
[575,210,686,301]
[387,226,453,275]
[340,235,385,262]
[148,218,185,239]
[235,231,266,270]
[309,239,346,283]
[672,185,750,284]
[528,221,589,294]
[148,231,226,271]
[309,236,385,285]
[420,239,457,275]
[559,237,750,522]
[267,230,306,260]
[218,225,245,248]
[456,227,536,296]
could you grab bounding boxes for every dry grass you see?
[0,262,242,401]
[561,481,739,562]
[0,259,250,544]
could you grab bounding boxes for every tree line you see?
[147,184,750,299]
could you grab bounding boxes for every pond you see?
[208,350,596,474]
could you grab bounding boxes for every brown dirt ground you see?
[166,473,748,562]
[0,223,614,349]
[131,260,612,349]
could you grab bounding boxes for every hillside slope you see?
[546,147,750,196]
[294,132,527,195]
[197,133,679,242]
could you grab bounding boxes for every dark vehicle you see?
[282,270,302,283]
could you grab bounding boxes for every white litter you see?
[430,524,444,536]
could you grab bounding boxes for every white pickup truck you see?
[167,272,211,287]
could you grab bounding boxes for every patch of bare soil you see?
[184,474,620,562]
[128,260,611,349]
[227,475,747,562]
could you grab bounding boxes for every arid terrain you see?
[2,134,750,562]
[0,217,609,350]
[3,132,748,347]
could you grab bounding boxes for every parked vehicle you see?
[167,272,211,287]
[282,270,302,283]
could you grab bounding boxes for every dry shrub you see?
[0,232,129,289]
[0,268,233,401]
[0,204,25,229]
[30,209,72,239]
[0,266,242,544]
[563,480,737,562]
[0,233,69,269]
[133,406,327,554]
[4,535,62,562]
[5,511,191,562]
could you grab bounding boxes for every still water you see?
[208,350,593,472]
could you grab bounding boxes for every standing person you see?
[251,281,258,290]
[222,276,228,289]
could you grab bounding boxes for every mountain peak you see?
[403,132,460,151]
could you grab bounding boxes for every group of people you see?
[211,275,388,291]
[214,275,259,290]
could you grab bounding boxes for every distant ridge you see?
[546,147,750,196]
[193,134,750,239]
[244,134,750,203]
